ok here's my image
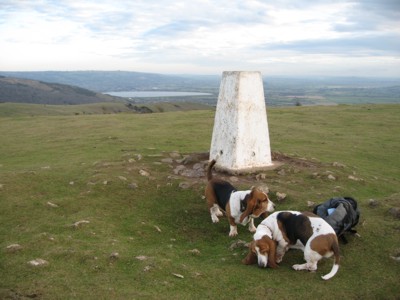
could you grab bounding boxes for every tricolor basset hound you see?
[205,159,275,237]
[243,211,340,280]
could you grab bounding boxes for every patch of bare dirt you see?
[160,151,325,188]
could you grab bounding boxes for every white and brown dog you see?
[205,160,275,237]
[243,211,340,280]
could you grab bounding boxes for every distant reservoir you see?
[104,91,212,98]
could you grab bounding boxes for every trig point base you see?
[210,71,274,174]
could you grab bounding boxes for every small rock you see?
[28,259,48,266]
[368,199,379,207]
[179,182,191,189]
[229,176,239,182]
[193,163,204,170]
[6,244,23,252]
[258,185,270,194]
[128,158,136,163]
[136,255,148,261]
[188,249,201,255]
[139,170,150,177]
[348,175,361,181]
[327,174,336,181]
[46,201,59,208]
[390,256,400,262]
[161,158,174,164]
[136,154,142,160]
[307,201,316,208]
[276,192,287,201]
[277,169,286,176]
[154,225,162,232]
[129,183,138,189]
[73,220,90,228]
[169,152,182,159]
[333,162,346,168]
[388,207,400,219]
[390,249,400,262]
[69,181,74,185]
[172,273,184,279]
[110,252,119,259]
[173,165,186,175]
[256,173,267,181]
[118,176,127,181]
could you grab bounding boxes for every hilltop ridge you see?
[0,76,124,105]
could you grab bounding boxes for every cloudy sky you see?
[1,0,399,77]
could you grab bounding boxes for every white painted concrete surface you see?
[210,71,272,172]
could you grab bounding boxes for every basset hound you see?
[243,211,340,280]
[205,159,275,237]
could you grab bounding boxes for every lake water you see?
[104,91,212,98]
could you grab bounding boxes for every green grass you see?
[0,101,213,117]
[0,104,399,299]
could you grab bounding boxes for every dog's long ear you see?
[239,188,257,223]
[242,241,257,265]
[266,238,278,269]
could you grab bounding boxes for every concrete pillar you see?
[210,71,272,173]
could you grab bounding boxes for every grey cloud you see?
[356,0,400,17]
[261,34,400,56]
[334,0,400,33]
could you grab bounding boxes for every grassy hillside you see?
[0,101,214,117]
[0,104,399,299]
[0,76,124,105]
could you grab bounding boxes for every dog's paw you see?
[249,226,257,233]
[292,264,301,271]
[211,216,219,223]
[216,210,223,217]
[292,264,306,271]
[229,226,238,237]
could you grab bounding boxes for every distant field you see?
[0,104,399,299]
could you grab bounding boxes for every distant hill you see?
[0,76,125,105]
[0,71,220,93]
[0,71,399,106]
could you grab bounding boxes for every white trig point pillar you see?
[210,71,272,173]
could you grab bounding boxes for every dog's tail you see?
[321,237,340,280]
[206,159,216,181]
